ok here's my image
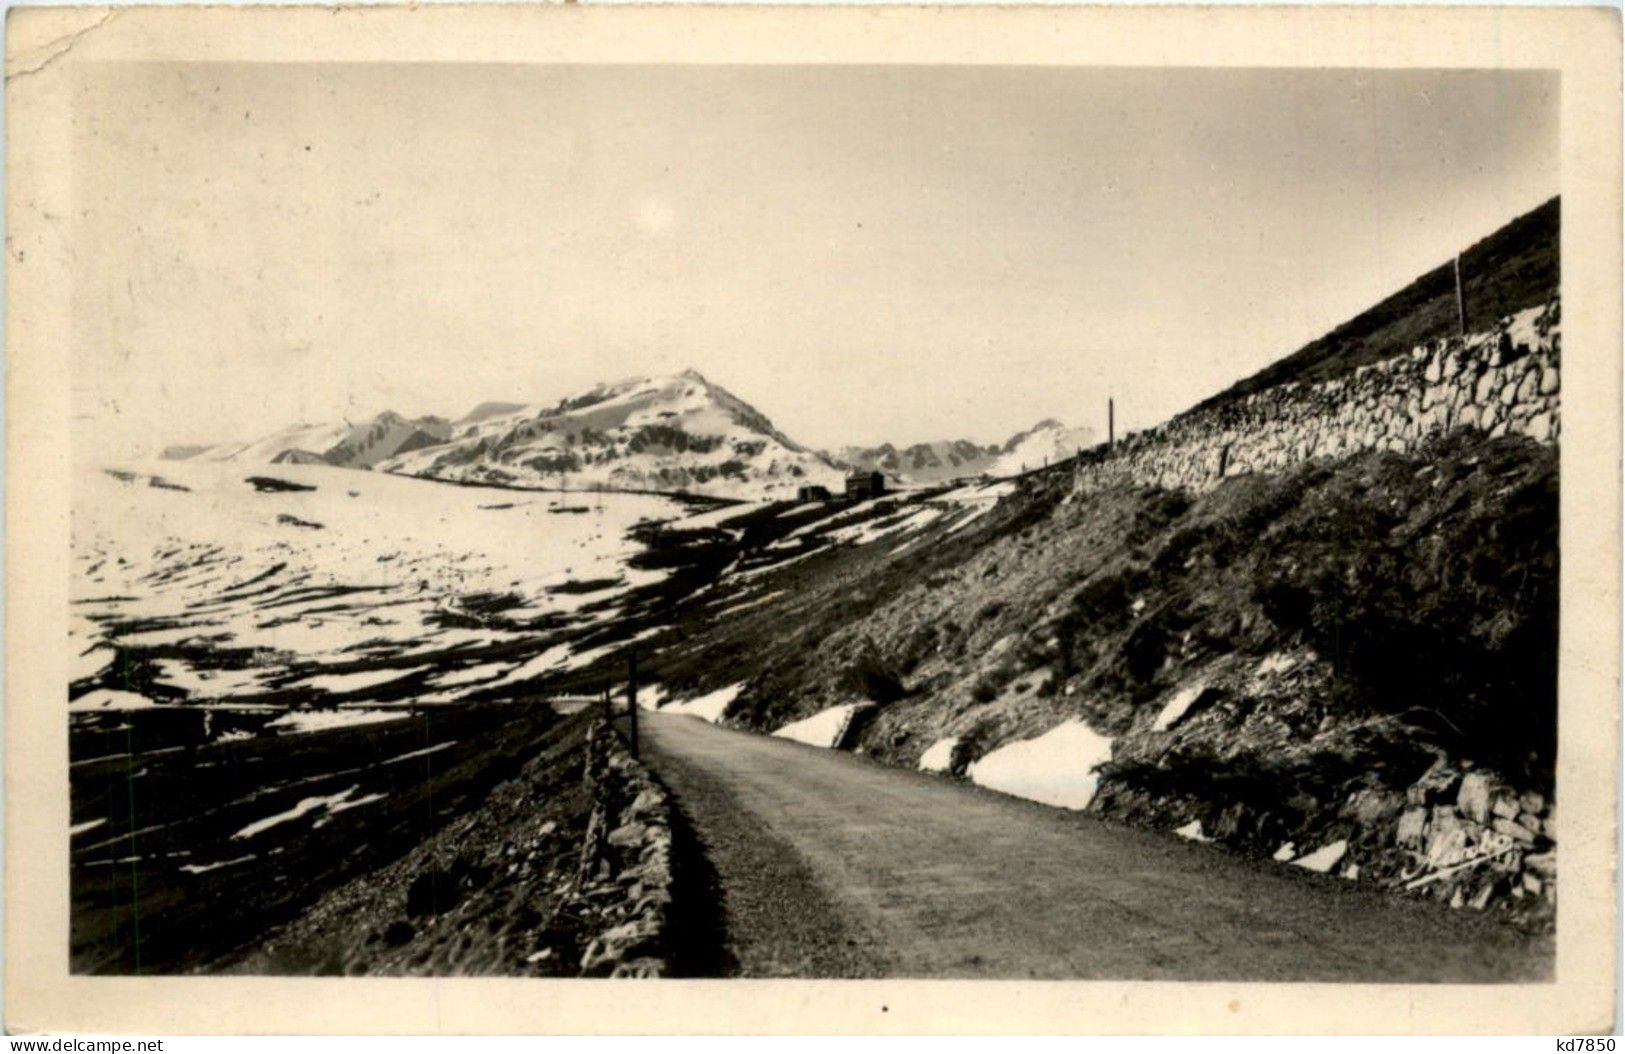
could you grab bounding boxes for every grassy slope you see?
[1188,197,1558,414]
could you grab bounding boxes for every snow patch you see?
[69,689,160,712]
[72,644,116,683]
[918,736,959,773]
[665,683,742,722]
[1255,652,1299,677]
[1291,840,1348,873]
[180,854,258,874]
[428,662,510,688]
[1174,820,1211,842]
[294,667,420,695]
[1151,682,1206,732]
[773,703,863,749]
[967,719,1114,810]
[71,818,107,836]
[233,786,361,839]
[267,709,408,734]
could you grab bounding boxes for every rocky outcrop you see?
[1069,299,1559,499]
[1391,760,1555,917]
[571,721,678,978]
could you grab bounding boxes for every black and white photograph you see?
[5,3,1619,1037]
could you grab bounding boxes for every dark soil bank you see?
[71,704,589,974]
[225,711,599,976]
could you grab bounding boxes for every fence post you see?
[1108,398,1115,451]
[626,654,639,758]
[1454,254,1467,336]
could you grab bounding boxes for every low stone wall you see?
[571,721,678,978]
[1069,298,1560,499]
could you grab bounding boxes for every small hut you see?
[844,470,885,500]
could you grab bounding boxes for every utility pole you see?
[1454,254,1467,336]
[625,654,639,758]
[1108,398,1115,451]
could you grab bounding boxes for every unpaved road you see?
[637,711,1551,981]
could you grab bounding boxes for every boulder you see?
[1395,806,1428,850]
[1425,808,1473,867]
[1491,793,1520,821]
[1491,816,1538,844]
[1457,771,1499,825]
[1468,876,1501,911]
[1517,368,1541,403]
[609,957,665,979]
[1407,757,1460,806]
[626,788,665,817]
[1519,789,1547,815]
[1524,850,1556,877]
[1343,786,1405,828]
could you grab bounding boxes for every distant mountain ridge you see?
[829,417,1098,484]
[162,370,1095,497]
[180,411,455,470]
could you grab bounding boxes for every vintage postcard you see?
[5,3,1620,1036]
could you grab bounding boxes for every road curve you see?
[636,711,1551,981]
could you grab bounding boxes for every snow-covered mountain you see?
[168,412,454,469]
[379,370,845,500]
[830,440,1003,485]
[831,420,1099,485]
[992,418,1098,476]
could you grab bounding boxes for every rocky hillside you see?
[381,370,846,500]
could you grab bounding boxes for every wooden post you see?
[1108,398,1115,451]
[625,654,639,758]
[1454,254,1467,336]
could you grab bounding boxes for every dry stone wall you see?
[570,720,678,978]
[1069,298,1560,498]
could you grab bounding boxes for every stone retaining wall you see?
[1069,298,1560,499]
[571,721,678,978]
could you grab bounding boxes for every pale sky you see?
[71,63,1557,456]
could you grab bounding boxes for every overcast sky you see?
[71,63,1557,456]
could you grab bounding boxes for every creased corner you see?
[6,8,117,83]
